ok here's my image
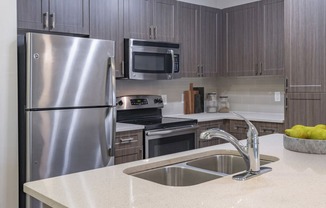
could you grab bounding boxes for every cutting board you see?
[184,83,198,114]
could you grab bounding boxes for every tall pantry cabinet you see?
[284,0,326,128]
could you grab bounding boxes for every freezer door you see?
[25,33,115,109]
[26,107,115,181]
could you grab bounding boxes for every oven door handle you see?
[146,125,198,136]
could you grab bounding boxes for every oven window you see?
[148,133,195,158]
[133,52,172,73]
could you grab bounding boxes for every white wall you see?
[178,0,259,8]
[0,1,18,208]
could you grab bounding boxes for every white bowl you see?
[283,134,326,154]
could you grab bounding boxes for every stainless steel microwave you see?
[124,39,180,80]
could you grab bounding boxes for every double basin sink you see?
[124,150,279,186]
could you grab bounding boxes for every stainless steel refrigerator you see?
[18,33,116,208]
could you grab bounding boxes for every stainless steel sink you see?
[128,152,278,186]
[132,166,222,186]
[186,155,272,174]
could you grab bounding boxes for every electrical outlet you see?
[161,94,167,105]
[274,92,281,102]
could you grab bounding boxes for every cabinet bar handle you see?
[50,13,55,30]
[153,26,157,39]
[260,128,276,134]
[119,137,136,144]
[285,77,288,93]
[201,65,204,77]
[197,65,200,77]
[43,12,49,29]
[149,26,153,39]
[255,63,259,75]
[234,125,248,130]
[121,61,125,77]
[260,62,263,75]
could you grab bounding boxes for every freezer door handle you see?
[100,107,116,166]
[106,57,116,106]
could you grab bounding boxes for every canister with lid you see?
[217,96,230,113]
[206,92,218,113]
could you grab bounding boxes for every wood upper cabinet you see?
[223,0,284,76]
[284,0,326,93]
[285,93,326,128]
[223,2,259,76]
[90,0,124,78]
[200,6,223,77]
[123,0,178,42]
[178,2,200,77]
[178,2,222,77]
[17,0,90,35]
[259,0,284,76]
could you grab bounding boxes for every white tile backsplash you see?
[116,76,285,115]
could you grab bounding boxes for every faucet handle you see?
[232,112,258,138]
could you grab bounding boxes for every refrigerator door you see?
[26,107,115,182]
[25,33,115,109]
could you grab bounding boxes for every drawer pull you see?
[119,137,136,144]
[234,125,247,130]
[260,128,276,134]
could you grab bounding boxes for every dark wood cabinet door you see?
[197,120,228,148]
[153,0,178,42]
[123,0,153,39]
[200,6,222,77]
[49,0,89,34]
[285,0,326,93]
[90,0,124,78]
[259,0,284,76]
[285,93,326,128]
[178,2,200,77]
[17,0,49,31]
[223,2,259,76]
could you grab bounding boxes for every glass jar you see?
[206,92,218,113]
[218,96,230,113]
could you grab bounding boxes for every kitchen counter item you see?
[283,135,326,154]
[218,96,230,113]
[206,92,218,113]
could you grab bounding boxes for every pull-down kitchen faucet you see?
[200,112,272,181]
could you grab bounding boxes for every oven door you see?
[144,125,197,159]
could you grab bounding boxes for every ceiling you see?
[177,0,259,9]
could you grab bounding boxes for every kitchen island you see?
[24,134,326,208]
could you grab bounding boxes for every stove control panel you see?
[116,95,164,110]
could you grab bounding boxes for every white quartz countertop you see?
[24,134,326,208]
[116,122,144,132]
[167,111,284,123]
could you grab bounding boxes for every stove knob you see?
[117,100,123,106]
[154,98,163,104]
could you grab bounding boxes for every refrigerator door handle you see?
[100,107,116,166]
[106,57,116,106]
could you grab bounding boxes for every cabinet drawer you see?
[229,120,248,133]
[115,130,143,149]
[197,120,228,148]
[252,121,284,135]
[115,147,143,165]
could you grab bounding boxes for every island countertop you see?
[24,134,326,208]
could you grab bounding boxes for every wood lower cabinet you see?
[197,120,229,148]
[229,119,284,140]
[285,93,326,129]
[17,0,90,35]
[114,130,143,165]
[90,0,124,78]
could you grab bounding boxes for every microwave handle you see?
[168,49,175,78]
